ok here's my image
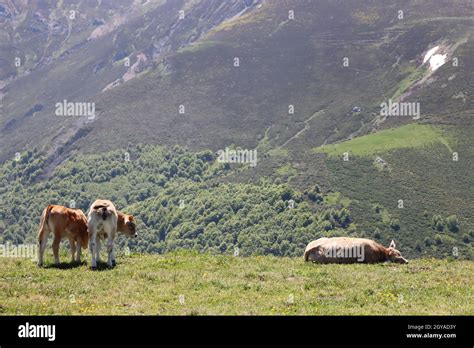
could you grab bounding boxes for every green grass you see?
[0,251,472,315]
[391,65,426,100]
[177,40,229,54]
[323,191,352,208]
[275,164,297,178]
[313,124,451,157]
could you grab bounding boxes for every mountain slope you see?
[0,0,259,161]
[1,0,473,162]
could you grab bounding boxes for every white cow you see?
[87,199,118,269]
[304,237,408,264]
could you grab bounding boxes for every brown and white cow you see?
[117,212,137,238]
[304,237,408,264]
[37,205,89,266]
[87,199,137,269]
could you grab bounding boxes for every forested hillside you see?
[0,146,354,257]
[0,144,472,259]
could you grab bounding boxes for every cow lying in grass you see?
[87,199,137,269]
[304,237,408,264]
[37,205,89,266]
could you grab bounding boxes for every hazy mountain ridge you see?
[0,0,259,161]
[1,1,473,163]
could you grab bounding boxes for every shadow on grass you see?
[43,260,87,270]
[91,261,116,272]
[42,260,116,271]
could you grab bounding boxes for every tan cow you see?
[37,205,89,266]
[304,237,408,264]
[87,199,137,269]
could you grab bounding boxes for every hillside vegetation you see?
[1,143,472,259]
[0,252,472,315]
[0,145,356,257]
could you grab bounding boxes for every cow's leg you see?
[106,235,114,268]
[93,236,99,268]
[52,235,61,265]
[111,221,118,267]
[75,241,82,263]
[111,239,116,266]
[69,238,76,263]
[37,228,49,267]
[97,238,102,262]
[89,229,97,269]
[111,248,116,267]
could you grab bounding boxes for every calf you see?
[87,200,137,268]
[304,237,408,264]
[87,199,118,269]
[37,205,89,266]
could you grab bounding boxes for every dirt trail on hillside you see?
[279,109,325,148]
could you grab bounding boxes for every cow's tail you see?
[93,205,111,220]
[37,205,53,242]
[101,207,108,220]
[304,249,310,262]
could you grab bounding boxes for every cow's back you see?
[45,205,89,247]
[66,209,89,245]
[304,237,387,264]
[48,206,86,230]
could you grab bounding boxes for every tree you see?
[374,228,381,239]
[372,203,382,214]
[390,219,400,231]
[431,215,444,231]
[446,215,459,233]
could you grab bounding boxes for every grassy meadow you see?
[0,251,472,315]
[313,124,451,157]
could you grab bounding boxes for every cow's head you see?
[118,213,138,238]
[387,240,408,264]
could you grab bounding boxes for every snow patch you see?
[423,46,439,64]
[429,53,447,71]
[423,45,447,71]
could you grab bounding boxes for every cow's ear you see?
[389,240,396,249]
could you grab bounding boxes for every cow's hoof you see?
[112,260,116,267]
[91,266,97,271]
